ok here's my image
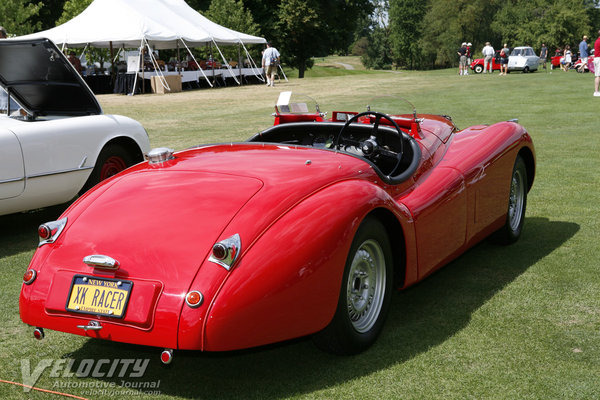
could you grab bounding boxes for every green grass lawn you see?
[1,64,599,399]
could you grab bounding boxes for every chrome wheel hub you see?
[346,239,386,333]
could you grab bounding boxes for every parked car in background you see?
[471,47,539,73]
[470,53,502,73]
[507,46,540,72]
[0,39,151,216]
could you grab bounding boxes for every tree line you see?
[371,0,600,69]
[1,0,599,75]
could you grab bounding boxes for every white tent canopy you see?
[16,0,266,49]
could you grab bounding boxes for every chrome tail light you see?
[208,234,241,271]
[38,217,67,247]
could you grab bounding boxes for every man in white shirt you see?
[482,42,495,74]
[262,42,280,87]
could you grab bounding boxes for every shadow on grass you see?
[0,204,69,257]
[62,217,577,399]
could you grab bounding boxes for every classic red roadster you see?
[19,93,535,363]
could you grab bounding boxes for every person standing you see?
[578,35,589,72]
[539,43,548,70]
[482,42,495,74]
[0,26,7,38]
[594,30,600,96]
[561,45,572,71]
[466,42,472,74]
[457,42,468,75]
[67,51,83,74]
[499,43,510,75]
[262,42,280,87]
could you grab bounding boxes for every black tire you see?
[80,144,134,195]
[474,65,483,74]
[491,155,528,245]
[312,217,393,355]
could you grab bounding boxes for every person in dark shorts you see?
[499,44,509,75]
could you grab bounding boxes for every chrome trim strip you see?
[27,166,93,179]
[0,177,25,184]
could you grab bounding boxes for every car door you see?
[0,127,25,199]
[400,130,468,279]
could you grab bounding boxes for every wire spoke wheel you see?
[346,239,386,333]
[100,155,128,180]
[312,216,393,355]
[508,167,525,232]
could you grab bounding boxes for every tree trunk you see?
[298,59,306,78]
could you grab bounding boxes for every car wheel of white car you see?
[312,216,393,355]
[80,144,134,194]
[491,155,528,245]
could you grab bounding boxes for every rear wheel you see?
[491,155,528,244]
[312,217,393,355]
[80,144,134,194]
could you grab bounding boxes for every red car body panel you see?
[470,57,501,72]
[20,105,535,353]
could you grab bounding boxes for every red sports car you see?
[19,93,535,363]
[470,57,501,73]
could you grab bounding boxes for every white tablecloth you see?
[140,68,264,83]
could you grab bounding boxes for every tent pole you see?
[141,45,146,94]
[109,41,114,84]
[238,43,242,85]
[210,42,215,87]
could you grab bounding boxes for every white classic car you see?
[508,46,540,73]
[0,39,150,216]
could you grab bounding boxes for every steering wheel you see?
[334,111,405,177]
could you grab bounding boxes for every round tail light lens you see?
[23,269,37,285]
[38,225,52,240]
[212,243,228,260]
[185,290,204,308]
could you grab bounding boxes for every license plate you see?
[66,275,133,318]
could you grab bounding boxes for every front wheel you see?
[312,217,393,355]
[474,65,483,74]
[491,155,528,244]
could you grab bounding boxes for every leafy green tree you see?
[319,0,375,55]
[57,0,92,25]
[0,0,42,36]
[277,0,323,77]
[206,0,261,36]
[362,26,393,69]
[36,0,68,30]
[205,0,262,63]
[492,0,592,51]
[389,0,427,69]
[419,0,502,69]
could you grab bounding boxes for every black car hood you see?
[0,38,101,116]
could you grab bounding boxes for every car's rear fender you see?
[178,179,414,352]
